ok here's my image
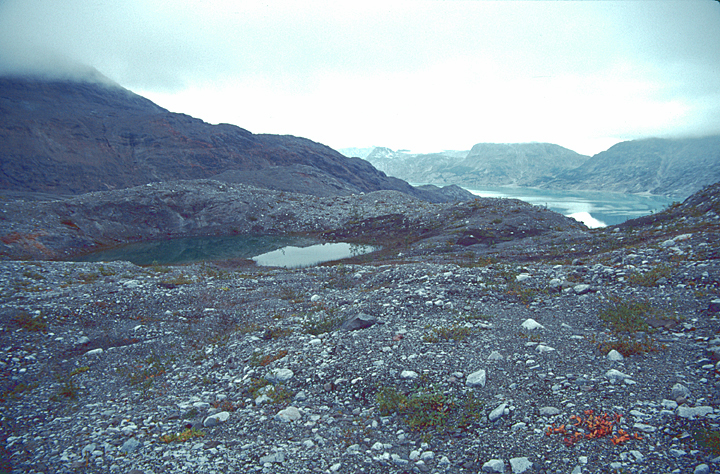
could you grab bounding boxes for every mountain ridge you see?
[359,136,720,198]
[0,76,469,203]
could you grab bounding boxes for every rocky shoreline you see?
[1,182,720,473]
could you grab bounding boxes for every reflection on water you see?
[77,234,317,265]
[463,186,675,228]
[252,243,379,268]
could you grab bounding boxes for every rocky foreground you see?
[1,183,720,473]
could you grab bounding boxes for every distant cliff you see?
[0,76,469,203]
[364,143,589,188]
[534,136,720,198]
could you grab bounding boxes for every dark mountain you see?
[364,143,589,187]
[534,136,720,198]
[0,76,469,202]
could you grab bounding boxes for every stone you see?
[488,350,503,360]
[341,313,377,331]
[605,369,631,382]
[120,437,140,454]
[482,459,505,473]
[535,344,555,353]
[694,463,710,474]
[521,318,544,330]
[268,368,294,383]
[709,299,720,313]
[275,406,302,422]
[606,349,624,361]
[466,369,487,388]
[203,411,230,427]
[670,383,690,400]
[489,403,507,422]
[515,273,531,282]
[400,370,419,379]
[539,406,560,416]
[573,284,591,295]
[259,451,285,464]
[509,457,532,474]
[676,406,714,419]
[633,422,657,433]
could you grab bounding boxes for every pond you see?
[77,234,379,268]
[252,242,379,268]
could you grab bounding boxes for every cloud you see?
[1,0,719,154]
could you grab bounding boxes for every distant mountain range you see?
[348,136,720,198]
[0,76,468,203]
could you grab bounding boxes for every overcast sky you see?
[1,0,719,156]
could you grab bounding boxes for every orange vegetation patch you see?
[545,410,643,447]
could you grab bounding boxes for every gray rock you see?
[509,457,532,474]
[539,406,560,416]
[341,313,377,331]
[489,403,507,422]
[267,368,294,383]
[605,369,631,382]
[275,406,302,422]
[676,406,714,419]
[606,349,624,361]
[709,299,720,313]
[488,350,504,361]
[400,370,419,379]
[120,437,140,454]
[203,411,230,427]
[694,463,710,474]
[466,369,487,388]
[670,383,690,400]
[482,459,505,473]
[521,318,544,330]
[633,422,657,433]
[573,284,591,294]
[259,451,286,464]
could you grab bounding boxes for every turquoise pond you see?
[77,235,379,268]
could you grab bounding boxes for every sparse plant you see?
[376,385,482,437]
[599,299,652,333]
[693,427,720,456]
[422,324,474,343]
[160,274,194,286]
[160,427,205,443]
[303,314,344,335]
[12,311,47,332]
[626,264,674,287]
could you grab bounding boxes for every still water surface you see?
[78,235,378,268]
[462,186,675,228]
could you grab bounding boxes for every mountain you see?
[363,143,589,187]
[0,76,470,203]
[534,136,720,198]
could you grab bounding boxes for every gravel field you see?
[1,182,720,473]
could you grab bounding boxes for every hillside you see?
[0,76,467,203]
[363,143,589,188]
[535,136,720,198]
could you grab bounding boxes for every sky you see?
[1,0,719,157]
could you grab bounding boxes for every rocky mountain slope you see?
[0,76,466,203]
[363,143,589,188]
[1,181,719,473]
[361,136,720,199]
[535,136,720,198]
